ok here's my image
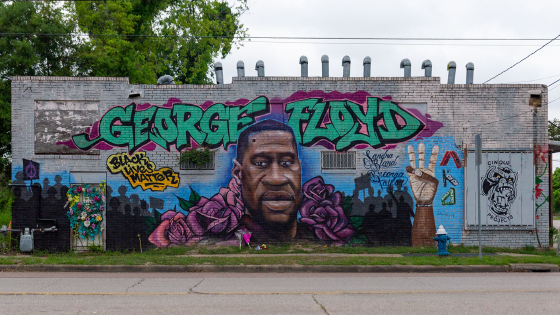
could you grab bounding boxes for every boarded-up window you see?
[465,151,534,229]
[34,101,99,155]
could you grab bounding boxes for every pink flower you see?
[76,186,82,193]
[300,177,354,245]
[149,211,204,247]
[536,145,549,163]
[187,178,244,235]
[69,210,73,216]
[87,189,92,193]
[91,224,96,229]
[90,200,95,205]
[94,196,100,202]
[77,203,82,209]
[535,184,543,199]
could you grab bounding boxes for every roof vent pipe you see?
[321,55,329,77]
[421,60,432,77]
[237,60,245,78]
[342,55,351,77]
[447,61,456,84]
[157,75,174,85]
[214,62,223,84]
[363,56,371,77]
[255,60,265,77]
[400,59,411,77]
[300,56,308,77]
[466,62,475,84]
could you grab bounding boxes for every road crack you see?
[40,278,61,291]
[312,294,330,315]
[126,278,144,292]
[189,279,205,294]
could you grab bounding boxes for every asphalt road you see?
[0,272,559,314]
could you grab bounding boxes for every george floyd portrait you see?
[231,119,303,242]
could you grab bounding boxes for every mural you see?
[60,94,431,154]
[481,161,518,223]
[13,90,469,250]
[106,152,179,191]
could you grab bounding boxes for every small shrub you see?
[179,147,213,167]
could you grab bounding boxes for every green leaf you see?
[535,177,543,185]
[347,234,367,245]
[189,187,201,204]
[348,216,364,229]
[176,195,194,212]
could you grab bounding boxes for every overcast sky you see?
[217,0,560,168]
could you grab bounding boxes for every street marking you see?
[0,288,560,296]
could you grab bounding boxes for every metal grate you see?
[321,151,356,169]
[180,152,216,170]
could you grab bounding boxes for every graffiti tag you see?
[106,152,180,191]
[362,150,407,189]
[73,97,270,153]
[286,97,425,151]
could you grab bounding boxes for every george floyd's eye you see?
[252,161,269,168]
[279,161,293,167]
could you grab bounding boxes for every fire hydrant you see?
[433,225,451,256]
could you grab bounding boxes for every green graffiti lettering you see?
[301,101,338,145]
[150,108,178,150]
[173,104,207,151]
[285,97,424,151]
[200,103,229,147]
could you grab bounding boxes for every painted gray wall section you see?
[465,151,535,228]
[10,76,549,248]
[34,100,99,155]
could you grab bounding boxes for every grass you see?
[554,215,560,221]
[0,244,558,267]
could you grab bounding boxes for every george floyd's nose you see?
[264,164,288,186]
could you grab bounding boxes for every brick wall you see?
[10,76,549,250]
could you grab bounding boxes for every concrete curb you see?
[0,264,527,273]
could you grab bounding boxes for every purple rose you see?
[87,189,92,193]
[91,224,96,229]
[300,176,354,245]
[188,178,244,235]
[149,211,204,247]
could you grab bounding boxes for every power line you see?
[500,74,560,84]
[249,40,560,47]
[0,32,557,41]
[483,33,560,84]
[550,96,560,104]
[549,78,560,87]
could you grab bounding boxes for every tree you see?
[68,0,248,84]
[0,1,77,158]
[0,0,248,174]
[549,119,560,141]
[553,168,560,214]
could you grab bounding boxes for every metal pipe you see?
[255,60,265,77]
[421,59,432,77]
[214,61,223,84]
[342,55,351,77]
[400,58,411,77]
[299,56,308,77]
[321,55,329,77]
[466,62,475,84]
[237,60,245,77]
[447,61,457,84]
[363,56,371,77]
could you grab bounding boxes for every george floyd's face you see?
[233,130,302,227]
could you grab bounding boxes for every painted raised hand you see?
[406,143,439,246]
[406,143,439,205]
